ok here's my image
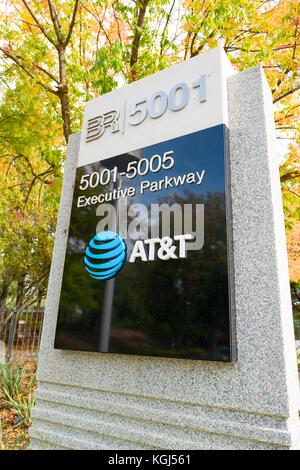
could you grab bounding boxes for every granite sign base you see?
[30,66,300,450]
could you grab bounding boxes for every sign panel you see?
[54,48,235,361]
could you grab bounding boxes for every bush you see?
[0,364,25,401]
[3,392,35,427]
[0,362,36,428]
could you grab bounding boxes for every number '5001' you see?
[128,75,206,126]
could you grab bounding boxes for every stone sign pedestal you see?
[30,66,300,450]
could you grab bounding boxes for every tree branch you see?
[64,0,79,46]
[112,1,123,44]
[275,103,300,123]
[160,0,176,55]
[47,0,63,43]
[13,51,59,83]
[0,48,58,95]
[286,188,300,199]
[273,85,300,104]
[130,0,150,81]
[20,0,56,46]
[191,29,217,57]
[81,2,112,45]
[280,170,300,183]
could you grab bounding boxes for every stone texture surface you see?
[30,67,300,450]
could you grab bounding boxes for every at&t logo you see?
[84,231,126,280]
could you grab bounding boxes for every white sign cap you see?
[78,47,235,167]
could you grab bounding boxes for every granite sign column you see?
[30,54,300,449]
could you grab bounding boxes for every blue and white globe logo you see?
[84,230,126,281]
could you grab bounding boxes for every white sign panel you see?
[78,47,234,167]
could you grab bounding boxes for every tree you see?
[0,77,61,322]
[180,0,300,222]
[0,0,81,142]
[0,0,299,318]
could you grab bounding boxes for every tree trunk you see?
[0,277,10,337]
[129,0,150,82]
[6,279,25,362]
[16,278,25,310]
[57,46,71,143]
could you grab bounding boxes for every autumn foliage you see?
[0,0,299,312]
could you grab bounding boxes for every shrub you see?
[4,392,35,427]
[0,364,25,401]
[0,362,36,428]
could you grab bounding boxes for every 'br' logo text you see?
[86,111,120,142]
[85,76,207,142]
